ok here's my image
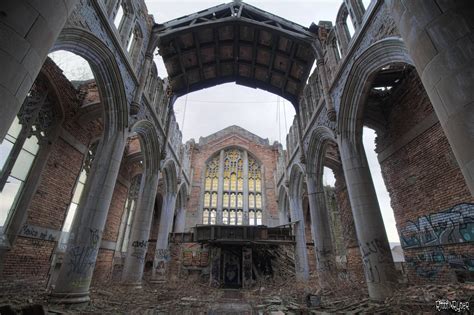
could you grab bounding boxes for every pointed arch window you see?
[201,148,263,226]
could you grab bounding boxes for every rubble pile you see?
[311,283,474,314]
[0,280,472,314]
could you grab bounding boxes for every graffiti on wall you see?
[66,229,101,277]
[400,203,474,249]
[154,248,171,276]
[405,246,474,279]
[19,224,57,241]
[358,238,393,284]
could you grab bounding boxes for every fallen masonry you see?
[0,280,472,314]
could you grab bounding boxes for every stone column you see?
[105,0,119,17]
[295,113,306,164]
[335,23,351,54]
[121,170,160,287]
[333,169,366,285]
[317,60,336,121]
[130,52,153,115]
[120,15,134,47]
[0,0,78,140]
[278,197,290,225]
[338,136,396,300]
[50,132,126,303]
[306,175,334,289]
[345,0,365,28]
[173,206,186,233]
[288,195,310,281]
[387,0,474,195]
[151,192,177,282]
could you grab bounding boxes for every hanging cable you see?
[180,91,189,135]
[181,99,278,104]
[283,99,288,135]
[277,96,282,144]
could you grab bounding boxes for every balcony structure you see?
[194,223,295,244]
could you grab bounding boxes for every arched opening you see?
[361,0,372,10]
[172,184,188,233]
[362,127,400,245]
[172,84,296,148]
[278,186,291,224]
[288,164,310,281]
[337,39,413,298]
[302,193,317,275]
[360,62,474,284]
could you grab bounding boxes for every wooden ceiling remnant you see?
[155,1,317,109]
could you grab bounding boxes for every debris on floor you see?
[0,280,472,314]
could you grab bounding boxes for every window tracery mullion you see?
[257,166,264,225]
[0,92,46,190]
[202,148,263,227]
[216,150,225,224]
[242,150,249,225]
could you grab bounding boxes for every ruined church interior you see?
[0,0,473,313]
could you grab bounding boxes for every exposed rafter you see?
[156,1,318,106]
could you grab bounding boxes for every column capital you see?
[130,101,140,115]
[327,108,337,121]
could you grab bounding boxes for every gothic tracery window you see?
[202,148,263,226]
[248,156,263,225]
[0,85,56,232]
[202,155,219,225]
[222,149,244,225]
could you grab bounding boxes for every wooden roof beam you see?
[282,41,297,95]
[192,32,205,81]
[173,38,189,88]
[266,33,278,83]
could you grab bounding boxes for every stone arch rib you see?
[52,27,129,138]
[337,37,414,147]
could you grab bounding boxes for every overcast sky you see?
[49,0,400,243]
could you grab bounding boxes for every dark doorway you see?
[222,246,242,288]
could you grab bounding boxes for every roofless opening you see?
[173,83,295,147]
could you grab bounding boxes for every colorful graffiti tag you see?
[400,203,474,249]
[405,246,474,279]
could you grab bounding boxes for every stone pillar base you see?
[149,277,166,284]
[121,281,143,289]
[49,291,90,304]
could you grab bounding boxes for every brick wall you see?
[93,249,115,284]
[0,238,55,293]
[375,70,474,284]
[103,182,128,242]
[302,196,317,274]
